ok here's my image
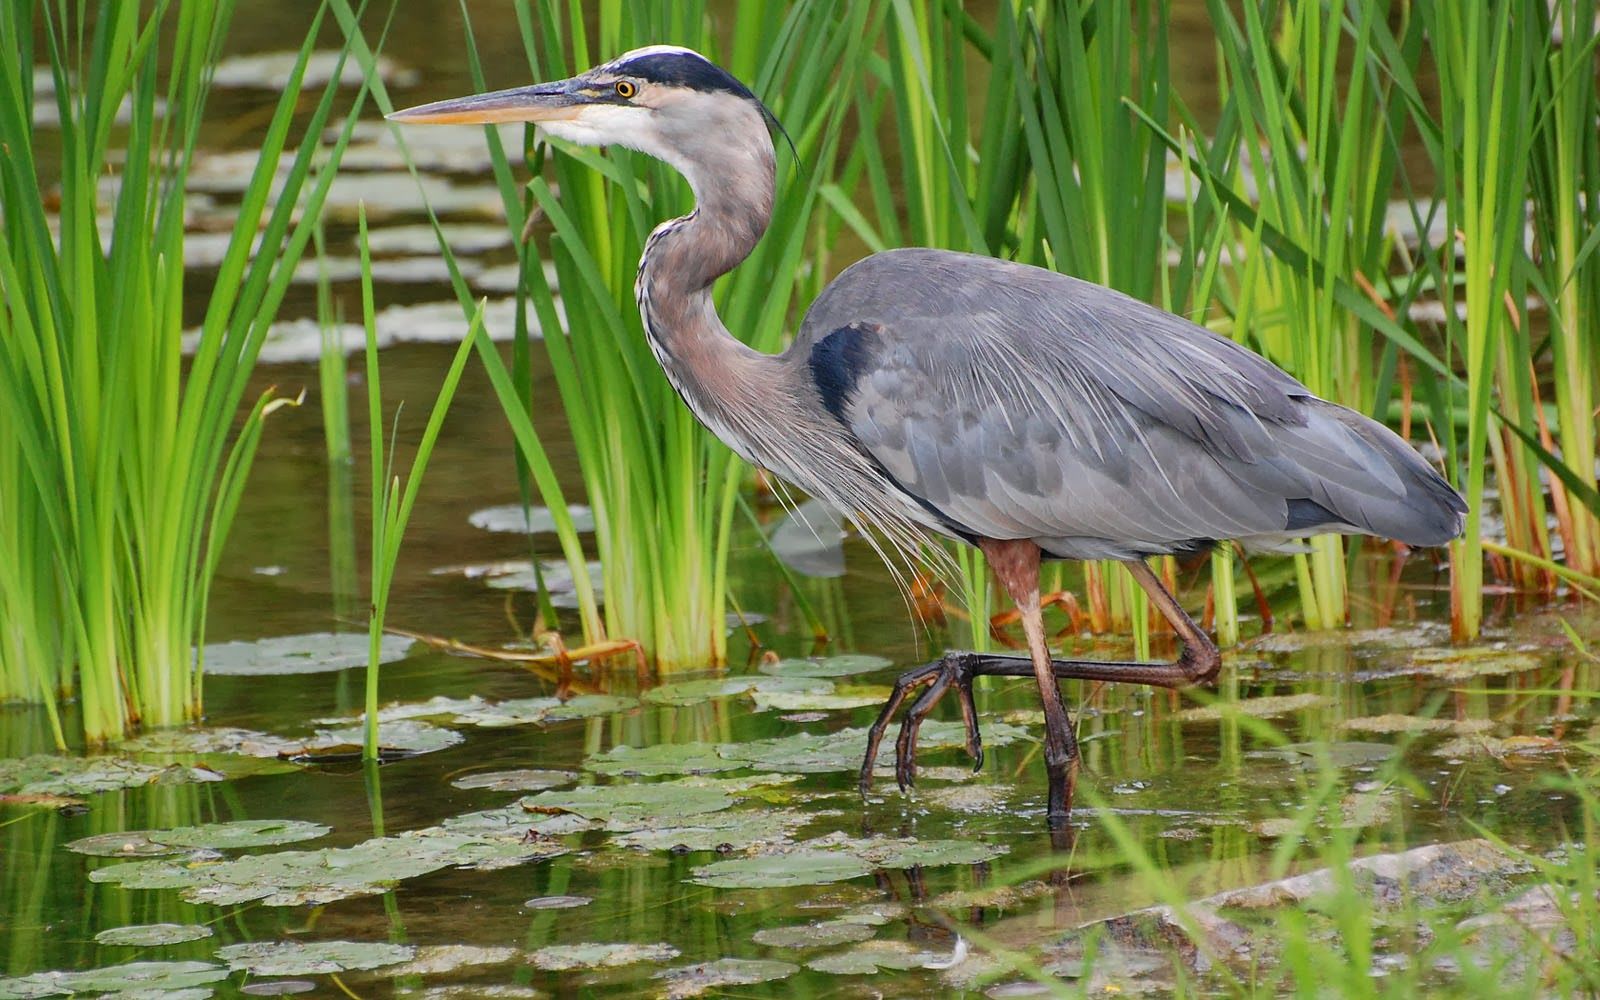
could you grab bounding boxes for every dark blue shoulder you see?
[807,322,881,424]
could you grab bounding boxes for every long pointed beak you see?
[386,79,583,125]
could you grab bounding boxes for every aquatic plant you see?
[0,0,370,743]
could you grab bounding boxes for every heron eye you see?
[614,80,637,99]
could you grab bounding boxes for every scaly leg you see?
[861,556,1221,826]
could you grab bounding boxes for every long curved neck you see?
[634,131,778,450]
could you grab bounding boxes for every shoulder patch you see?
[808,322,880,424]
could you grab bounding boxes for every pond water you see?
[4,6,1598,999]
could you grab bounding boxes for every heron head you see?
[388,45,778,171]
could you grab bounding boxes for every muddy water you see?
[2,6,1596,999]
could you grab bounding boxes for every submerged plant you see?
[0,0,369,743]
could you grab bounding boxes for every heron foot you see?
[858,653,985,795]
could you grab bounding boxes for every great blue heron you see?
[392,46,1467,825]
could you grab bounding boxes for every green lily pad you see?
[1401,647,1544,679]
[200,632,412,676]
[1175,693,1331,722]
[451,769,576,792]
[585,742,741,777]
[750,685,891,712]
[0,961,227,999]
[217,941,414,976]
[642,675,829,708]
[690,850,874,888]
[117,728,306,760]
[752,919,878,948]
[806,939,946,974]
[469,503,594,535]
[91,818,571,907]
[315,696,487,727]
[294,720,463,758]
[94,924,214,947]
[610,808,811,852]
[758,654,893,678]
[1339,714,1497,736]
[65,832,185,858]
[528,942,679,971]
[450,694,639,728]
[718,720,1026,774]
[151,819,331,850]
[384,945,519,976]
[523,782,734,826]
[0,755,221,797]
[1250,741,1396,770]
[655,958,798,998]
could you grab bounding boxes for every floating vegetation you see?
[385,946,520,977]
[806,939,952,974]
[449,694,639,728]
[217,940,415,976]
[0,961,227,999]
[690,834,1006,889]
[68,820,328,856]
[89,810,572,907]
[469,504,595,535]
[654,958,799,998]
[641,675,829,708]
[609,808,813,853]
[93,924,214,947]
[527,942,680,971]
[1432,734,1565,759]
[758,654,894,679]
[450,769,576,792]
[749,684,891,712]
[201,632,413,677]
[1339,715,1498,736]
[752,919,879,949]
[1397,647,1545,680]
[291,720,463,758]
[585,742,742,777]
[1249,741,1397,770]
[0,756,233,797]
[522,895,591,910]
[210,51,417,89]
[1175,693,1332,722]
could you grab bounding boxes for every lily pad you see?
[750,685,891,712]
[807,939,946,974]
[152,819,332,850]
[469,503,594,535]
[315,696,487,727]
[293,720,463,758]
[719,719,1027,774]
[451,769,576,792]
[690,850,875,889]
[117,728,306,760]
[768,498,848,578]
[524,895,591,910]
[451,694,638,728]
[66,832,186,858]
[217,941,415,977]
[523,781,734,826]
[95,924,214,947]
[655,958,798,998]
[200,632,412,677]
[1339,714,1497,736]
[0,755,221,797]
[1250,741,1396,770]
[1400,647,1544,679]
[610,808,811,852]
[1432,733,1564,759]
[385,946,519,976]
[752,920,878,949]
[528,942,679,971]
[642,675,829,708]
[758,654,894,679]
[91,818,571,907]
[585,742,741,777]
[1175,693,1331,722]
[0,961,227,999]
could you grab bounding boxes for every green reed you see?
[355,212,480,759]
[1528,0,1600,581]
[446,0,880,670]
[0,0,368,743]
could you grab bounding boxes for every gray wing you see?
[796,248,1464,559]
